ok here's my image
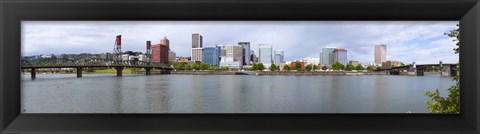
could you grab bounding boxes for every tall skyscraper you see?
[273,50,284,65]
[192,33,203,48]
[238,42,250,65]
[259,44,273,67]
[191,33,203,61]
[226,45,243,63]
[202,46,221,66]
[160,36,170,49]
[374,44,387,65]
[333,48,348,65]
[320,48,335,65]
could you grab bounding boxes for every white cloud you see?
[22,21,458,65]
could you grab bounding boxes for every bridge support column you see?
[31,68,36,79]
[416,68,424,76]
[77,67,82,78]
[451,65,458,76]
[116,67,124,76]
[145,67,151,75]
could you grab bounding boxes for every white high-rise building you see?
[191,33,203,62]
[192,48,203,62]
[258,44,273,67]
[374,44,387,65]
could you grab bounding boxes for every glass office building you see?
[259,44,273,67]
[274,50,284,65]
[202,46,220,66]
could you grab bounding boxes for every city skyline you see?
[22,21,459,65]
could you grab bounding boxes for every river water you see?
[21,74,454,113]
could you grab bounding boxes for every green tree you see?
[200,63,210,70]
[332,62,344,71]
[269,64,277,71]
[375,66,382,71]
[294,62,302,70]
[345,63,355,71]
[322,65,328,71]
[221,66,228,71]
[257,63,265,71]
[252,63,258,70]
[305,64,313,71]
[208,65,214,70]
[424,24,460,113]
[175,64,184,70]
[284,64,291,71]
[184,64,191,70]
[356,64,364,70]
[366,66,374,71]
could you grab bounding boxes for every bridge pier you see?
[30,68,36,79]
[416,68,424,76]
[145,67,151,75]
[441,65,458,77]
[76,67,83,78]
[116,67,124,76]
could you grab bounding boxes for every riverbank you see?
[133,70,387,75]
[21,68,140,74]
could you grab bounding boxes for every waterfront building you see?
[177,57,189,62]
[191,48,203,62]
[238,42,251,65]
[202,46,221,66]
[304,57,319,66]
[120,51,147,65]
[290,60,305,69]
[274,50,284,65]
[250,50,255,64]
[152,43,169,64]
[320,47,336,65]
[259,44,273,67]
[100,53,112,61]
[219,57,242,69]
[168,50,176,61]
[218,45,227,57]
[226,45,244,63]
[374,44,387,65]
[349,60,359,66]
[382,60,403,69]
[333,48,348,65]
[191,33,203,61]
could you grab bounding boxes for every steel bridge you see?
[381,63,458,76]
[21,65,173,79]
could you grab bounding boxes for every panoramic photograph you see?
[21,21,459,113]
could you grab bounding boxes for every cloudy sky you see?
[22,21,458,65]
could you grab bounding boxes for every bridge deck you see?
[21,65,173,69]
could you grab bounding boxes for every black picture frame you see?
[1,0,479,134]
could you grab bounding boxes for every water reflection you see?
[21,74,455,113]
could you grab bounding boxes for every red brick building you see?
[152,43,169,64]
[290,61,305,69]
